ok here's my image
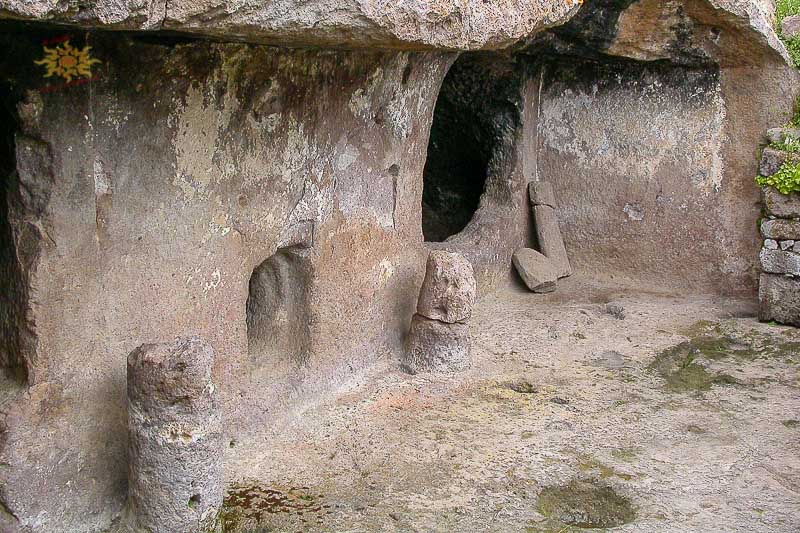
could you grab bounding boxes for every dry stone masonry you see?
[404,251,476,374]
[758,128,800,327]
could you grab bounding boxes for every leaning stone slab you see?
[403,314,470,374]
[760,273,800,326]
[763,187,800,218]
[416,250,476,324]
[760,248,800,276]
[123,337,223,533]
[762,219,800,240]
[512,248,558,293]
[759,147,800,177]
[529,181,556,208]
[529,182,572,278]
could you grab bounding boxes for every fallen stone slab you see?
[760,273,800,326]
[762,219,800,240]
[512,248,558,293]
[529,182,572,278]
[123,337,223,533]
[403,314,470,374]
[763,187,800,218]
[760,248,800,276]
[417,250,476,324]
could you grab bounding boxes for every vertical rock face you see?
[125,337,222,533]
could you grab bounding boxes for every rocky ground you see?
[220,277,800,532]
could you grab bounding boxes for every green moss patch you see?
[536,480,636,529]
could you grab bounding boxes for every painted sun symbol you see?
[34,41,101,83]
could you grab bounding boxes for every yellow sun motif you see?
[34,41,101,83]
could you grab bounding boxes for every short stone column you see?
[124,337,223,532]
[404,251,476,373]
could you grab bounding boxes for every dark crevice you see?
[0,79,28,385]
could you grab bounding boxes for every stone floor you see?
[221,277,800,532]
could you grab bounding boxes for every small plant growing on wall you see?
[757,161,800,194]
[778,0,800,67]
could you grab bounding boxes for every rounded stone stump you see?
[124,337,223,533]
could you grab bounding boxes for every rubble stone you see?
[766,127,800,144]
[781,240,796,250]
[782,15,800,39]
[124,337,222,533]
[416,251,477,324]
[761,219,800,240]
[760,248,800,276]
[759,147,799,177]
[403,314,470,374]
[759,273,800,326]
[763,187,800,218]
[765,239,779,250]
[512,248,558,293]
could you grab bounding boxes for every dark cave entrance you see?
[421,56,493,243]
[245,246,312,368]
[0,80,27,384]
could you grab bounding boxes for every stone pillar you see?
[404,251,476,373]
[124,337,223,533]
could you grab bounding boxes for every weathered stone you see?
[759,273,800,326]
[781,240,796,250]
[766,127,800,144]
[763,187,800,218]
[760,248,800,276]
[533,204,572,279]
[794,242,800,253]
[605,302,626,320]
[759,147,799,177]
[512,248,558,293]
[782,15,800,40]
[0,0,580,50]
[529,181,556,208]
[765,239,779,250]
[124,337,222,533]
[761,219,800,240]
[403,314,470,374]
[416,251,476,324]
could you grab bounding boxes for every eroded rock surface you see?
[416,250,476,324]
[123,337,222,533]
[0,0,582,50]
